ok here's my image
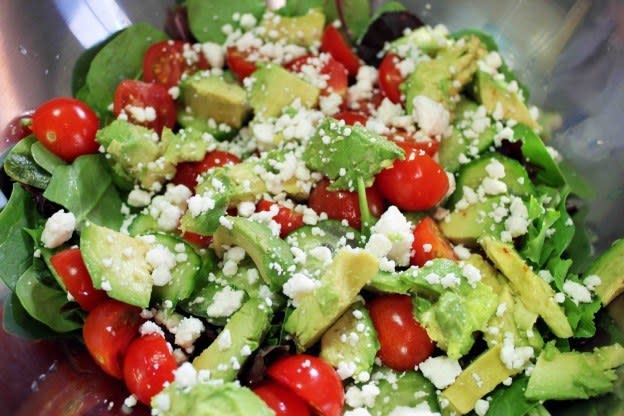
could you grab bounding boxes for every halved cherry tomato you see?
[267,355,344,416]
[112,80,176,135]
[378,53,404,104]
[123,334,177,405]
[226,46,258,82]
[321,25,361,77]
[31,97,99,162]
[182,231,213,247]
[376,152,449,211]
[333,111,367,126]
[257,200,305,237]
[50,248,107,311]
[308,178,384,229]
[342,89,384,116]
[411,217,458,267]
[83,300,143,379]
[286,54,348,97]
[172,150,242,191]
[253,381,312,416]
[368,294,434,371]
[388,131,439,157]
[143,40,209,89]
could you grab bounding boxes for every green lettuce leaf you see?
[187,0,265,44]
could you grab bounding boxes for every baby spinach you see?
[187,0,265,44]
[3,292,58,340]
[30,141,66,174]
[487,376,539,416]
[71,31,122,96]
[277,0,324,17]
[336,0,371,41]
[3,136,51,189]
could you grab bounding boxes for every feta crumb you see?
[563,280,592,304]
[174,362,198,388]
[174,317,204,349]
[217,329,232,351]
[369,206,414,266]
[411,95,450,137]
[418,356,462,389]
[140,321,165,337]
[127,188,152,207]
[41,210,76,248]
[282,272,320,306]
[583,274,602,291]
[206,286,244,317]
[453,244,471,260]
[474,399,490,416]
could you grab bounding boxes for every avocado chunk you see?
[439,196,507,245]
[179,71,249,129]
[247,64,319,119]
[160,127,215,165]
[260,8,325,47]
[192,298,272,381]
[320,302,379,381]
[366,368,439,415]
[480,236,573,338]
[177,108,238,141]
[285,248,379,350]
[586,239,624,305]
[303,117,404,190]
[389,25,450,57]
[526,342,624,401]
[80,223,152,307]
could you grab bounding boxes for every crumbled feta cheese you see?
[345,382,381,408]
[140,321,165,337]
[563,280,593,304]
[500,332,534,370]
[583,274,602,291]
[187,193,216,217]
[127,188,152,207]
[411,95,450,137]
[174,317,204,349]
[453,244,471,260]
[337,361,357,380]
[538,269,554,283]
[462,263,482,287]
[217,329,232,351]
[474,399,490,416]
[41,210,76,248]
[146,245,177,286]
[174,362,198,388]
[201,42,225,68]
[206,286,244,317]
[418,356,462,389]
[309,246,333,265]
[283,272,320,306]
[320,92,343,116]
[369,206,414,267]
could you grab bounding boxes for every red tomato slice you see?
[368,294,435,371]
[182,231,213,247]
[333,111,367,126]
[123,334,177,405]
[378,53,405,104]
[389,134,439,158]
[257,200,305,237]
[308,178,385,229]
[112,80,176,135]
[172,150,242,191]
[253,381,313,416]
[31,97,99,162]
[143,40,209,89]
[226,46,258,82]
[50,248,107,311]
[321,25,361,77]
[267,355,344,416]
[411,217,458,267]
[285,54,348,97]
[83,300,143,379]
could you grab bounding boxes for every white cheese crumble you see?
[563,280,593,304]
[367,206,414,267]
[500,332,534,370]
[146,244,177,286]
[345,382,381,408]
[206,286,244,317]
[418,356,462,389]
[411,95,450,137]
[174,317,204,350]
[217,329,232,351]
[474,399,490,416]
[282,272,320,306]
[41,210,76,248]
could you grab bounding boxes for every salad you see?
[1,0,623,415]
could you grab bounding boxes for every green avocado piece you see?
[480,236,573,338]
[285,248,379,350]
[160,127,215,165]
[260,8,325,47]
[320,302,379,381]
[192,298,272,381]
[127,214,159,237]
[179,281,246,326]
[389,25,450,57]
[586,239,624,305]
[366,369,439,415]
[439,196,508,246]
[176,108,238,142]
[526,342,624,401]
[303,117,404,190]
[247,64,319,119]
[80,223,152,307]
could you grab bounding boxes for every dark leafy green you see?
[336,0,371,41]
[481,377,539,416]
[452,29,499,51]
[514,124,566,187]
[71,30,122,96]
[277,0,323,16]
[3,292,58,340]
[30,141,66,174]
[3,136,51,189]
[186,0,265,44]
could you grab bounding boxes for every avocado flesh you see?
[439,196,507,246]
[260,8,325,47]
[586,239,624,305]
[368,369,439,415]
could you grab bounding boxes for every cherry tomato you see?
[388,131,439,157]
[286,54,348,97]
[143,40,209,89]
[182,231,213,247]
[267,355,344,416]
[378,53,405,104]
[253,381,312,416]
[31,97,99,162]
[368,294,435,371]
[1,111,33,154]
[50,248,108,312]
[321,25,361,77]
[113,80,176,135]
[333,111,367,126]
[411,217,458,267]
[342,89,384,116]
[376,152,449,211]
[226,46,258,82]
[308,178,384,229]
[172,150,242,191]
[123,334,177,405]
[83,300,143,379]
[257,200,305,237]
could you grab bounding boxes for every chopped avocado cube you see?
[586,239,624,305]
[177,108,238,141]
[285,248,379,350]
[367,368,439,415]
[192,298,272,381]
[480,236,573,338]
[320,302,379,380]
[80,224,152,307]
[260,8,325,47]
[303,117,404,190]
[439,196,508,246]
[247,64,319,119]
[526,342,624,401]
[161,127,215,165]
[438,117,496,173]
[179,71,249,128]
[368,258,462,296]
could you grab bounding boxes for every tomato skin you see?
[376,152,449,211]
[308,178,384,229]
[113,80,176,135]
[83,300,143,379]
[368,294,435,371]
[172,150,242,191]
[388,131,439,157]
[286,54,348,97]
[257,200,305,237]
[411,217,458,267]
[226,46,258,82]
[182,231,213,247]
[143,40,209,89]
[267,355,344,416]
[333,111,367,126]
[123,334,177,405]
[31,97,99,162]
[321,25,361,77]
[50,248,107,311]
[253,381,312,416]
[378,53,404,104]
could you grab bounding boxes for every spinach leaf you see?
[277,0,323,16]
[43,154,123,230]
[336,0,371,41]
[3,136,51,189]
[187,0,265,44]
[30,141,66,174]
[71,30,122,96]
[487,376,539,416]
[3,292,58,340]
[513,124,566,187]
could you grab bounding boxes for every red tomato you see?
[182,231,213,247]
[143,40,209,89]
[253,381,312,416]
[368,294,435,371]
[286,54,348,97]
[411,217,458,267]
[342,89,384,116]
[113,80,176,135]
[1,111,33,154]
[123,334,177,405]
[50,248,107,311]
[172,150,242,191]
[257,200,305,237]
[333,111,367,126]
[378,53,405,104]
[267,355,344,416]
[83,300,143,379]
[376,152,449,211]
[308,178,384,229]
[321,25,361,77]
[31,97,99,162]
[388,131,439,157]
[226,46,258,82]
